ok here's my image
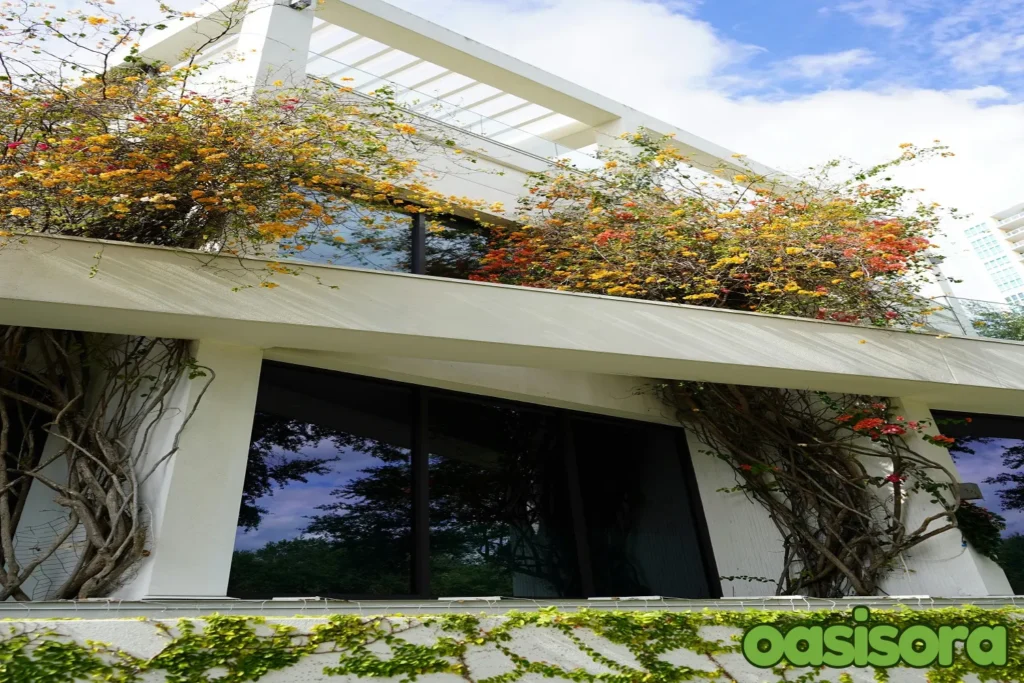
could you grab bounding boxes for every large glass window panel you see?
[229,364,414,598]
[424,216,491,279]
[279,204,412,271]
[571,417,712,599]
[426,395,580,597]
[937,412,1024,594]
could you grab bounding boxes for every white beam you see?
[3,236,1024,417]
[312,0,790,182]
[230,0,316,90]
[119,341,262,599]
[135,0,248,66]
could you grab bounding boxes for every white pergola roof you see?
[138,0,787,179]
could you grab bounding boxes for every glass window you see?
[571,417,711,598]
[229,364,414,598]
[277,205,492,279]
[279,204,413,272]
[424,216,491,279]
[426,395,580,597]
[937,412,1024,594]
[230,363,717,599]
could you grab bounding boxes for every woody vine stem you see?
[662,382,963,597]
[0,327,209,600]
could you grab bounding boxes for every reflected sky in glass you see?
[233,442,380,551]
[954,438,1024,537]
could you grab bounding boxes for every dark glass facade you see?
[278,206,489,277]
[228,361,718,599]
[934,411,1024,594]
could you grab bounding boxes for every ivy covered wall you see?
[1,608,1022,683]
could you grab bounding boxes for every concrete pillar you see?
[879,398,1013,597]
[119,342,262,599]
[232,0,316,91]
[683,429,784,598]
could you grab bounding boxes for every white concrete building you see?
[3,0,1024,631]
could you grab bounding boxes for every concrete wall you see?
[1,611,1014,682]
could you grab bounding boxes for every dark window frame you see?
[237,360,722,599]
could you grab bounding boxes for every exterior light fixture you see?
[288,0,312,9]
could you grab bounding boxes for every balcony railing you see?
[305,48,603,171]
[927,296,1024,340]
[997,210,1024,228]
[1006,226,1024,240]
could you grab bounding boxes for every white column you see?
[683,429,785,598]
[232,0,316,91]
[879,398,1013,597]
[119,341,262,599]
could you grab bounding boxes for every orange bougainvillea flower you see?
[473,133,946,329]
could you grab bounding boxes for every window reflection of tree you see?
[427,399,579,597]
[944,414,1024,594]
[230,369,710,600]
[278,202,490,278]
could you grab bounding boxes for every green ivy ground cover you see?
[0,607,1020,683]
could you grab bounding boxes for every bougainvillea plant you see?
[474,131,952,328]
[0,0,489,282]
[472,132,974,597]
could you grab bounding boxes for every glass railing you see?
[1006,226,1024,239]
[305,49,603,171]
[927,296,1024,341]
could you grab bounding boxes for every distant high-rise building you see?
[950,202,1024,306]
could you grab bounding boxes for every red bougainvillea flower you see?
[881,424,906,436]
[885,473,906,483]
[133,115,148,122]
[930,434,956,445]
[908,421,919,429]
[739,464,753,471]
[836,414,853,423]
[6,141,24,149]
[853,417,885,432]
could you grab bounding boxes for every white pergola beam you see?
[313,0,790,180]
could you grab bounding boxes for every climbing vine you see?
[662,385,968,597]
[1,607,1022,682]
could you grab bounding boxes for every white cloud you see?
[835,0,908,30]
[941,31,1024,74]
[777,49,876,79]
[385,0,1024,211]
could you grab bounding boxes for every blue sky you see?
[694,0,1024,96]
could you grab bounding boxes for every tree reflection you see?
[229,405,578,598]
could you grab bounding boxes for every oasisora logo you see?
[742,607,1007,668]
